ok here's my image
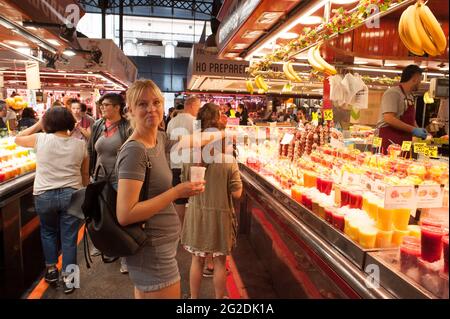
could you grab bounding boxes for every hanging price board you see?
[323,109,333,121]
[413,143,427,154]
[373,137,383,148]
[401,141,412,152]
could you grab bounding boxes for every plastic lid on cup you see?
[420,218,443,228]
[402,236,420,247]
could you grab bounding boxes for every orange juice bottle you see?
[392,208,411,231]
[377,207,394,231]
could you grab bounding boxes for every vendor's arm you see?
[382,112,416,133]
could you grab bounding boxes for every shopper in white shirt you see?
[166,96,201,223]
[15,106,89,294]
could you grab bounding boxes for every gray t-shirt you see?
[166,112,197,169]
[94,129,122,181]
[33,133,87,195]
[116,131,180,246]
[376,86,415,129]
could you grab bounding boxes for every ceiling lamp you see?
[63,49,76,57]
[384,62,398,67]
[279,32,299,40]
[354,59,368,65]
[298,16,322,25]
[47,39,61,46]
[5,40,29,47]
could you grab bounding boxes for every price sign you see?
[424,145,438,157]
[384,186,416,209]
[280,133,294,145]
[323,109,333,121]
[342,171,361,185]
[401,141,412,152]
[416,185,443,208]
[413,142,427,154]
[311,112,319,121]
[373,137,383,148]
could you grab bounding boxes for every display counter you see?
[0,172,43,298]
[238,163,444,298]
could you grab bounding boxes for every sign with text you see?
[424,146,438,157]
[416,185,443,208]
[342,171,361,186]
[373,179,387,195]
[414,142,427,154]
[384,186,416,209]
[401,141,412,152]
[323,109,334,121]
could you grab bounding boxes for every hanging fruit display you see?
[398,1,447,57]
[307,44,337,75]
[246,79,254,94]
[254,75,269,93]
[282,61,302,82]
[5,96,28,111]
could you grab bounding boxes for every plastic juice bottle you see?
[359,226,378,249]
[443,236,449,274]
[377,207,394,231]
[376,230,393,248]
[392,229,410,246]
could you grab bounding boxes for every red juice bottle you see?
[443,235,449,274]
[421,226,444,263]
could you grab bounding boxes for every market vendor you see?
[376,64,428,153]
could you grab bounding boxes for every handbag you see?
[80,144,152,266]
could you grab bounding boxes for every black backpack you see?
[81,149,152,267]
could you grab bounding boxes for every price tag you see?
[401,141,412,152]
[413,142,427,154]
[425,145,438,157]
[311,112,319,121]
[373,137,383,148]
[416,185,443,208]
[323,109,333,121]
[280,133,294,145]
[342,171,361,185]
[384,186,416,209]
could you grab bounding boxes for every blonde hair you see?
[126,79,164,128]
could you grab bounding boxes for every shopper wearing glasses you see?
[376,64,429,153]
[87,93,132,271]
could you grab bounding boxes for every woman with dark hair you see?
[87,93,132,269]
[14,107,89,294]
[181,103,242,299]
[70,100,94,141]
[18,107,38,129]
[236,103,249,126]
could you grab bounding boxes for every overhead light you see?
[63,49,76,57]
[232,43,248,50]
[256,12,284,25]
[16,47,31,55]
[279,32,299,40]
[245,0,329,60]
[47,39,61,46]
[440,66,449,71]
[384,62,398,67]
[298,16,322,25]
[331,0,359,4]
[354,59,369,65]
[5,40,29,47]
[419,65,427,69]
[242,30,265,39]
[25,26,37,31]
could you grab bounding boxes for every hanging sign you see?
[25,61,41,90]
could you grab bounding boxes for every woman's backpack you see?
[81,152,152,267]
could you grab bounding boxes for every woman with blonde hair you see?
[116,79,228,299]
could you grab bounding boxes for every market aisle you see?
[25,234,277,299]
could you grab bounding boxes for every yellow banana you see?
[286,61,303,82]
[313,45,337,75]
[308,46,324,72]
[399,6,425,56]
[255,75,269,92]
[414,3,440,56]
[246,80,254,94]
[417,2,447,54]
[283,61,298,82]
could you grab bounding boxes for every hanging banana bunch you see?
[307,44,337,75]
[254,75,269,93]
[246,79,254,94]
[282,61,302,82]
[398,1,447,57]
[282,83,293,93]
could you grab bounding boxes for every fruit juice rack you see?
[0,137,36,186]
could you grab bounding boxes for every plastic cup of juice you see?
[443,235,449,274]
[400,242,421,274]
[359,226,378,249]
[321,178,333,196]
[291,185,302,203]
[377,207,394,231]
[316,176,323,193]
[421,226,444,263]
[376,230,393,248]
[349,191,363,209]
[392,229,411,246]
[325,207,334,224]
[340,188,350,207]
[190,166,206,182]
[393,208,411,231]
[332,211,345,232]
[362,196,370,214]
